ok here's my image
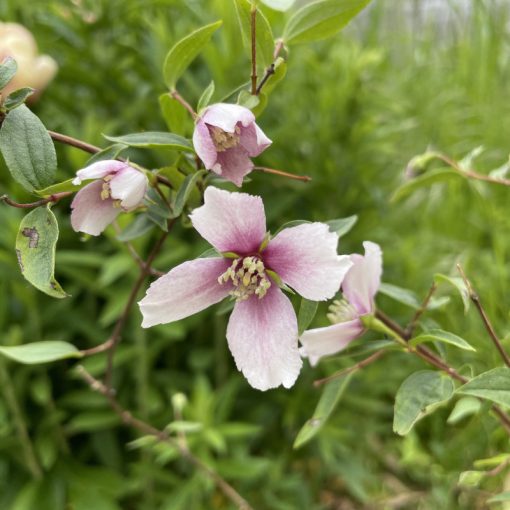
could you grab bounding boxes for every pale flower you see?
[139,186,353,391]
[0,22,57,97]
[192,103,272,187]
[71,160,148,236]
[300,242,382,366]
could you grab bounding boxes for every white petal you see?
[72,160,127,185]
[109,166,148,210]
[202,103,255,132]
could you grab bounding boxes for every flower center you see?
[327,299,358,324]
[218,256,271,302]
[209,125,241,152]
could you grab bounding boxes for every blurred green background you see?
[1,0,510,508]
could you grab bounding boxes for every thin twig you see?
[77,366,253,510]
[457,264,510,368]
[170,91,197,119]
[48,130,102,155]
[1,192,73,209]
[255,63,275,95]
[250,5,257,95]
[406,282,438,338]
[254,166,311,182]
[313,350,386,387]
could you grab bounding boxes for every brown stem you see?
[457,264,510,368]
[314,350,385,387]
[170,91,197,119]
[406,282,438,338]
[48,130,102,155]
[254,166,311,182]
[77,366,253,510]
[1,192,73,209]
[255,64,275,95]
[250,5,258,95]
[375,310,408,339]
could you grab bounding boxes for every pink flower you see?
[192,103,272,187]
[138,186,352,391]
[300,242,382,366]
[70,160,148,236]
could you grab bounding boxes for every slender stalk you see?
[77,366,254,510]
[254,166,311,182]
[406,282,438,337]
[1,192,73,209]
[457,264,510,368]
[273,38,284,60]
[170,91,197,119]
[48,130,102,155]
[256,38,285,96]
[250,5,257,95]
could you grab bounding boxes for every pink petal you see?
[202,103,255,132]
[226,285,302,391]
[342,241,382,315]
[299,319,364,366]
[212,146,254,187]
[190,187,266,254]
[139,257,231,328]
[239,123,272,157]
[110,166,148,210]
[264,223,353,301]
[72,160,127,185]
[193,119,218,169]
[70,180,120,236]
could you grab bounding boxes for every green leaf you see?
[0,56,17,89]
[488,492,510,503]
[458,470,485,488]
[260,58,287,96]
[173,170,206,217]
[447,397,481,424]
[4,87,34,110]
[261,0,296,11]
[85,143,127,165]
[379,282,420,309]
[283,0,371,45]
[159,93,189,136]
[197,81,215,112]
[393,370,455,436]
[410,329,476,352]
[0,104,57,191]
[163,20,223,89]
[298,298,319,335]
[166,421,203,434]
[237,89,261,110]
[117,214,154,242]
[391,168,460,203]
[35,178,78,198]
[294,373,353,449]
[0,341,81,364]
[16,206,67,298]
[234,0,275,68]
[474,453,510,470]
[457,367,510,407]
[434,273,470,313]
[15,206,68,298]
[103,132,193,152]
[326,215,358,237]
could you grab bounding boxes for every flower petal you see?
[72,160,127,185]
[190,187,266,254]
[342,241,382,315]
[193,119,218,169]
[264,223,353,301]
[202,103,255,132]
[299,319,364,366]
[139,257,231,328]
[239,123,272,157]
[226,285,302,391]
[70,180,120,236]
[213,146,254,187]
[110,166,148,210]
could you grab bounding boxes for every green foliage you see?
[297,298,319,335]
[410,329,476,352]
[3,88,35,111]
[457,368,510,407]
[0,56,17,89]
[0,341,81,364]
[103,132,193,152]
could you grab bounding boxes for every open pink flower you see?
[139,186,352,391]
[300,242,382,366]
[70,160,148,236]
[192,103,272,187]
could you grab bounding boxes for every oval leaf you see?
[447,397,481,425]
[163,20,223,89]
[284,0,371,45]
[15,205,68,298]
[197,81,215,112]
[326,215,358,237]
[393,370,455,436]
[457,367,510,407]
[0,341,82,364]
[434,273,470,313]
[103,132,193,152]
[0,56,17,89]
[410,329,476,352]
[0,104,57,191]
[173,170,206,217]
[293,373,353,449]
[4,87,34,111]
[298,298,319,335]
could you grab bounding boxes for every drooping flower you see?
[138,186,352,391]
[71,160,148,236]
[192,103,272,187]
[0,22,57,97]
[300,242,382,366]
